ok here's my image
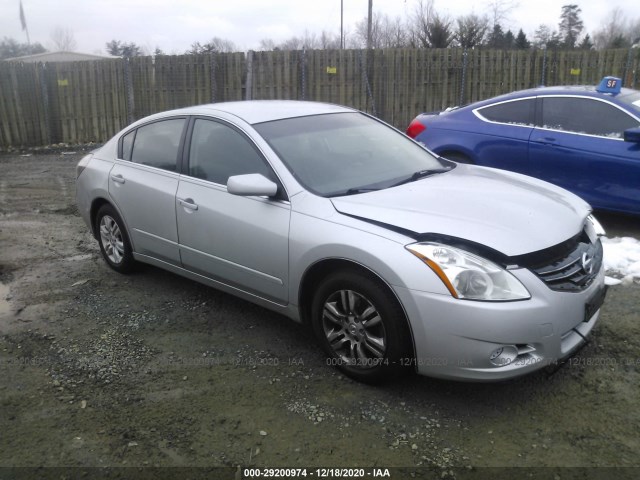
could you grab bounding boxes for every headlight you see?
[406,242,530,301]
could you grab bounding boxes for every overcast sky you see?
[1,0,637,54]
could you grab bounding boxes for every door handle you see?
[110,174,125,184]
[533,136,557,145]
[178,198,198,211]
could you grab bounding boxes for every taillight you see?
[76,154,92,178]
[406,119,426,138]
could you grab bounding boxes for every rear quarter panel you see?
[416,113,534,175]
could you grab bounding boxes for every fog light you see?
[489,345,518,366]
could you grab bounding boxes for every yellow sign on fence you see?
[326,66,337,74]
[570,68,581,76]
[57,79,69,86]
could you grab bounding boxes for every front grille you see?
[530,238,603,292]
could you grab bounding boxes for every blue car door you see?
[467,97,537,175]
[528,96,640,214]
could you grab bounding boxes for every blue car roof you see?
[465,85,638,110]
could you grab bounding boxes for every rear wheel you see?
[311,270,412,383]
[95,204,135,273]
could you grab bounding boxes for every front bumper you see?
[394,266,606,381]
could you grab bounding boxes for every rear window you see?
[476,98,535,126]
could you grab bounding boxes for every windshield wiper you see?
[334,168,452,197]
[342,187,381,196]
[390,168,452,188]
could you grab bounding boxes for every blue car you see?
[406,77,640,215]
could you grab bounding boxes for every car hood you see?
[330,165,590,257]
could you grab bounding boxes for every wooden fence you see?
[1,47,638,149]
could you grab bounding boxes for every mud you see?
[1,153,639,478]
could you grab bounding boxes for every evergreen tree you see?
[487,24,505,48]
[578,34,593,50]
[515,29,531,49]
[106,40,143,58]
[558,4,584,48]
[504,30,515,49]
[0,37,46,59]
[428,14,453,48]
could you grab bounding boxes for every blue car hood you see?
[331,164,591,257]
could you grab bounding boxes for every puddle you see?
[0,283,11,318]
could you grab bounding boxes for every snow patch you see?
[602,236,640,285]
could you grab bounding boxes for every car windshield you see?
[254,112,450,197]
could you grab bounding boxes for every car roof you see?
[156,100,356,125]
[470,85,638,108]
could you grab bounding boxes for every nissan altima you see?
[76,100,606,383]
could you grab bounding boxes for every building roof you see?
[4,51,117,63]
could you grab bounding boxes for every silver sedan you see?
[76,101,607,382]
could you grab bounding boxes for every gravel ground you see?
[1,152,639,479]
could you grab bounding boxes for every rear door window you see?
[130,119,186,171]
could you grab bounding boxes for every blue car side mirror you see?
[623,127,640,143]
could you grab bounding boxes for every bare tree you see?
[50,27,77,51]
[258,38,278,51]
[382,16,409,48]
[454,14,489,48]
[319,31,341,49]
[486,0,519,29]
[257,30,340,51]
[533,24,561,48]
[355,12,383,48]
[406,0,452,48]
[287,30,321,50]
[592,8,640,49]
[628,18,640,46]
[187,37,237,54]
[410,0,435,48]
[592,7,624,49]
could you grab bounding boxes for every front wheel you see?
[311,270,413,383]
[95,204,135,273]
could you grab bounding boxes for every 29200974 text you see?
[242,467,391,478]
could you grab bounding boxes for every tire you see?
[95,204,135,273]
[441,152,473,164]
[310,270,413,383]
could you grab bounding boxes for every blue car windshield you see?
[254,113,449,197]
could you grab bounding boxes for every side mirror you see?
[227,174,278,197]
[623,127,640,143]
